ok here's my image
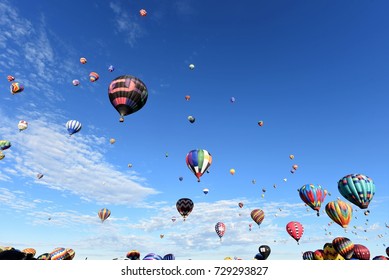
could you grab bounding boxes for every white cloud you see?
[109,1,145,47]
[0,111,158,205]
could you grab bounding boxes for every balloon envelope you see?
[325,200,352,228]
[338,174,375,209]
[98,208,111,222]
[286,221,304,243]
[176,198,194,220]
[186,149,212,182]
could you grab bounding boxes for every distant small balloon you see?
[230,168,235,175]
[230,97,235,103]
[80,57,87,64]
[189,64,195,70]
[36,173,44,179]
[108,65,114,72]
[188,116,195,123]
[109,138,116,144]
[72,79,80,86]
[140,9,147,16]
[7,75,15,82]
[10,82,24,94]
[185,95,190,101]
[289,154,294,160]
[203,188,209,195]
[179,176,183,181]
[89,72,99,82]
[258,121,264,127]
[128,163,133,168]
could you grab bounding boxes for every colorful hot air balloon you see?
[176,198,193,221]
[352,244,370,260]
[10,82,24,94]
[64,248,75,260]
[299,184,326,216]
[203,188,209,195]
[386,246,389,257]
[108,65,114,72]
[185,95,190,101]
[258,121,264,127]
[189,64,195,70]
[22,248,36,258]
[163,254,175,260]
[313,249,325,260]
[332,237,354,260]
[72,79,80,86]
[302,251,314,260]
[108,75,148,122]
[215,222,226,240]
[109,138,116,144]
[50,248,68,260]
[80,57,87,64]
[229,168,235,175]
[139,9,147,16]
[325,200,353,228]
[18,120,28,132]
[89,72,99,82]
[286,221,304,244]
[289,154,294,160]
[338,174,375,209]
[251,209,265,227]
[323,243,345,260]
[372,255,389,260]
[66,120,82,136]
[171,216,177,222]
[188,116,195,123]
[238,202,244,208]
[258,245,271,260]
[126,250,140,260]
[0,152,4,160]
[98,208,111,222]
[7,75,15,82]
[0,140,11,151]
[186,149,212,182]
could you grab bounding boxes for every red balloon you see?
[286,221,304,244]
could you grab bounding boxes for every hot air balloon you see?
[313,249,324,260]
[171,216,177,222]
[98,208,111,222]
[332,237,354,260]
[352,244,370,260]
[108,65,114,72]
[251,209,265,228]
[323,243,345,260]
[299,184,326,216]
[160,234,164,239]
[338,174,375,209]
[128,163,133,168]
[229,168,235,175]
[258,245,271,260]
[230,97,235,103]
[372,255,389,260]
[139,9,147,16]
[254,253,265,260]
[325,200,353,228]
[63,248,75,260]
[292,164,298,170]
[186,149,212,182]
[185,95,190,101]
[163,254,175,260]
[203,188,209,195]
[126,250,140,260]
[189,64,195,70]
[66,120,82,136]
[289,154,294,160]
[80,57,87,64]
[176,198,193,221]
[22,248,36,258]
[7,75,15,82]
[108,75,148,122]
[0,152,4,160]
[258,121,264,127]
[89,72,99,82]
[109,138,116,144]
[18,120,28,132]
[188,116,195,123]
[215,222,226,241]
[50,248,68,260]
[0,140,11,151]
[249,224,252,231]
[72,79,80,86]
[36,173,44,179]
[386,247,389,257]
[179,176,183,181]
[302,251,314,260]
[238,202,244,208]
[286,221,304,244]
[10,82,24,94]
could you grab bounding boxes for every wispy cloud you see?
[0,111,158,205]
[109,1,145,47]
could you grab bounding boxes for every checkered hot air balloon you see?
[186,149,212,182]
[98,208,111,223]
[286,221,304,244]
[215,222,226,241]
[176,198,193,221]
[66,120,82,136]
[108,75,148,122]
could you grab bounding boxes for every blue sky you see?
[0,0,388,260]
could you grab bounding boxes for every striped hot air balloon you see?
[215,222,226,241]
[98,208,111,222]
[66,120,82,136]
[338,174,375,209]
[108,75,148,122]
[250,209,265,228]
[299,184,327,216]
[126,250,140,260]
[186,149,212,182]
[325,200,352,228]
[332,237,354,260]
[89,72,99,82]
